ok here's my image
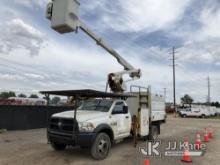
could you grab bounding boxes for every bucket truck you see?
[44,0,166,160]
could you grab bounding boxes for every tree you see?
[0,91,16,99]
[211,102,220,107]
[214,102,220,108]
[18,93,27,98]
[211,102,215,106]
[216,102,220,107]
[29,94,39,98]
[51,97,61,105]
[181,94,194,105]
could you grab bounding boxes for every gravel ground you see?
[0,116,220,165]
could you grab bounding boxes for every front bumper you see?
[48,130,96,147]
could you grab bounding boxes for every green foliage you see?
[29,94,39,98]
[181,94,194,105]
[215,102,220,107]
[51,97,61,105]
[18,93,27,98]
[0,129,7,134]
[0,91,16,99]
[211,102,220,108]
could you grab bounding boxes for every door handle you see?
[125,116,129,119]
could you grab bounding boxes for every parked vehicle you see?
[208,106,217,116]
[43,88,166,160]
[8,97,46,106]
[179,105,210,118]
[215,108,220,116]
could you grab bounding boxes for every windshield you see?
[78,100,113,112]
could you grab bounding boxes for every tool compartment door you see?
[140,107,149,136]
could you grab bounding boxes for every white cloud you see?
[171,4,220,65]
[177,41,220,64]
[0,18,46,56]
[83,0,191,33]
[0,73,24,81]
[199,6,220,39]
[13,0,49,8]
[24,73,45,80]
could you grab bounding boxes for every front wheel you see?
[182,114,187,118]
[91,133,111,160]
[51,142,66,151]
[201,114,206,118]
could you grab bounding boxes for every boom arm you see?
[79,21,141,79]
[80,22,133,71]
[46,0,141,92]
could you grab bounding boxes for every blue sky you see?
[0,0,220,103]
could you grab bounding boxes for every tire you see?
[91,133,111,160]
[143,135,148,141]
[201,114,206,118]
[148,125,159,141]
[182,114,187,118]
[51,142,66,151]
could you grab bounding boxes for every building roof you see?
[40,89,136,98]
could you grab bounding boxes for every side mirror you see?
[123,106,128,114]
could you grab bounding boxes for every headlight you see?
[78,122,95,132]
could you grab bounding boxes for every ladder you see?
[130,85,152,147]
[130,85,150,109]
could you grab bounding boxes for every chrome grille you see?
[50,117,78,134]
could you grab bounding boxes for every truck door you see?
[193,109,201,117]
[187,108,193,116]
[111,101,131,139]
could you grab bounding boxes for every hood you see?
[52,110,107,122]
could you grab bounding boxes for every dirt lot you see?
[0,116,220,165]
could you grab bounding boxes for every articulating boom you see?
[46,0,141,93]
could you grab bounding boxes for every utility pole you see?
[164,88,167,101]
[207,76,211,105]
[170,46,177,117]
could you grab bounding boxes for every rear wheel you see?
[91,133,111,160]
[51,142,66,151]
[148,125,159,141]
[201,114,206,118]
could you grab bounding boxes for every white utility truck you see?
[215,108,220,116]
[43,0,166,160]
[179,105,210,118]
[209,106,217,116]
[41,88,166,160]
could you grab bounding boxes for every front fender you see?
[94,124,114,142]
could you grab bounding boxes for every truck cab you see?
[48,99,131,160]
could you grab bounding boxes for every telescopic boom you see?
[46,0,141,92]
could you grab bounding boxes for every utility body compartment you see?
[126,86,166,137]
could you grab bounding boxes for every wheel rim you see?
[98,139,108,154]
